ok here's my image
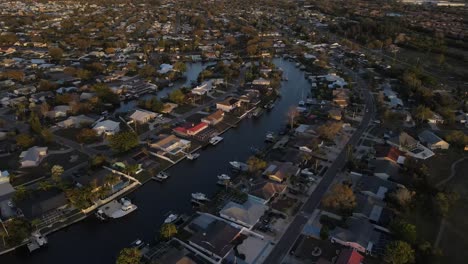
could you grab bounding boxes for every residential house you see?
[16,189,68,220]
[47,105,71,118]
[150,135,190,155]
[191,81,213,95]
[354,193,392,228]
[354,175,400,201]
[418,130,449,150]
[386,132,419,151]
[333,88,350,108]
[219,199,267,229]
[369,159,399,181]
[328,109,342,121]
[93,120,120,136]
[330,217,381,255]
[252,78,271,86]
[161,103,178,114]
[57,115,95,128]
[173,122,208,136]
[130,109,158,124]
[188,215,241,262]
[201,110,224,125]
[427,112,444,124]
[20,146,48,168]
[216,97,241,112]
[336,248,365,264]
[374,145,406,164]
[248,181,287,204]
[263,161,299,183]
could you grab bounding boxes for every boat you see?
[229,161,248,171]
[265,132,276,142]
[186,153,200,160]
[164,213,179,224]
[130,239,146,250]
[110,198,138,219]
[267,101,275,110]
[298,100,305,107]
[154,171,169,181]
[209,136,223,145]
[217,179,230,187]
[27,232,48,252]
[191,192,209,201]
[168,82,174,87]
[95,209,107,221]
[217,174,231,180]
[252,107,263,117]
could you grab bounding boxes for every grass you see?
[271,195,299,215]
[438,160,468,263]
[423,148,464,185]
[173,104,195,115]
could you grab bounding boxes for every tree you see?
[169,89,186,104]
[48,47,63,61]
[434,191,459,217]
[116,248,141,264]
[390,220,417,244]
[320,226,329,240]
[287,107,299,129]
[413,105,432,122]
[16,133,35,148]
[138,64,156,78]
[91,154,108,168]
[246,156,267,173]
[160,223,177,240]
[445,131,468,148]
[384,241,415,264]
[51,165,64,183]
[322,184,356,215]
[2,218,32,247]
[108,131,139,153]
[317,122,342,140]
[388,188,415,208]
[76,128,100,144]
[93,84,119,105]
[29,113,42,134]
[173,61,187,72]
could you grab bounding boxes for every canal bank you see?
[1,58,307,264]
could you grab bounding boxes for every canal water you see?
[114,62,216,114]
[1,58,308,264]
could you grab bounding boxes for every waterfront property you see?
[149,135,191,155]
[219,198,267,229]
[216,97,242,112]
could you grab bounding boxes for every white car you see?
[301,169,314,176]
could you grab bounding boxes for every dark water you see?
[114,62,215,114]
[1,58,307,264]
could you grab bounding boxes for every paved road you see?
[263,66,375,264]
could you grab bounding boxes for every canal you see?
[2,58,307,264]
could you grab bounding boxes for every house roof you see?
[17,189,67,219]
[249,181,287,201]
[220,199,267,227]
[130,109,157,121]
[336,248,364,264]
[370,159,399,178]
[388,132,418,148]
[189,220,240,258]
[331,217,380,252]
[418,130,445,145]
[93,120,120,130]
[354,175,399,199]
[20,146,47,163]
[203,110,224,122]
[187,122,208,133]
[374,145,403,163]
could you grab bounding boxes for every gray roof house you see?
[20,146,48,168]
[354,175,400,201]
[418,130,449,150]
[369,159,399,181]
[330,217,381,255]
[219,199,267,229]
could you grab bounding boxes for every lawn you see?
[271,195,300,216]
[438,159,468,264]
[423,148,465,185]
[173,104,195,115]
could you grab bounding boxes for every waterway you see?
[114,62,216,114]
[1,58,308,264]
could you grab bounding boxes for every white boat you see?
[164,213,179,224]
[229,161,248,171]
[217,174,231,180]
[209,136,223,145]
[168,82,174,87]
[110,198,138,219]
[157,171,169,180]
[96,209,107,220]
[298,100,305,107]
[186,153,200,160]
[27,232,48,252]
[191,192,209,201]
[301,168,314,176]
[265,132,275,142]
[130,239,146,249]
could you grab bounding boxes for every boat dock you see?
[98,200,123,218]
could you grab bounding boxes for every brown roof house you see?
[262,161,300,183]
[201,110,224,125]
[248,181,287,204]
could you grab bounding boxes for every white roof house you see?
[130,109,158,124]
[93,120,120,136]
[191,81,213,95]
[219,199,267,228]
[57,115,95,128]
[20,146,48,168]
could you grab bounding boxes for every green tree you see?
[173,62,187,72]
[92,84,119,105]
[317,122,342,140]
[138,64,156,78]
[16,133,35,148]
[29,113,42,134]
[76,128,100,144]
[320,225,329,240]
[169,89,186,104]
[91,154,108,168]
[434,192,459,217]
[390,220,417,244]
[160,223,177,240]
[48,47,63,61]
[445,131,468,148]
[51,165,64,183]
[413,105,433,122]
[246,156,267,173]
[116,248,141,264]
[13,186,28,202]
[384,241,415,264]
[108,131,139,153]
[3,218,32,247]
